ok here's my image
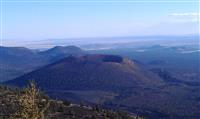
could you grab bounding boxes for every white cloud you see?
[170,12,199,17]
[141,21,199,36]
[168,12,199,23]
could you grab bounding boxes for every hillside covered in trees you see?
[0,82,144,119]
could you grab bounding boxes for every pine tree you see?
[9,81,48,119]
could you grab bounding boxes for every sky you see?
[0,0,199,43]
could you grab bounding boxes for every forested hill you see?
[0,84,144,119]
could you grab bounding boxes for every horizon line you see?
[1,34,199,41]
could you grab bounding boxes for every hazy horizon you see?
[2,35,199,49]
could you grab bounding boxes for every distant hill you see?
[41,46,83,56]
[0,46,45,82]
[39,46,84,62]
[0,46,44,65]
[0,46,85,82]
[5,54,163,90]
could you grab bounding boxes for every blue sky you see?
[0,0,199,41]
